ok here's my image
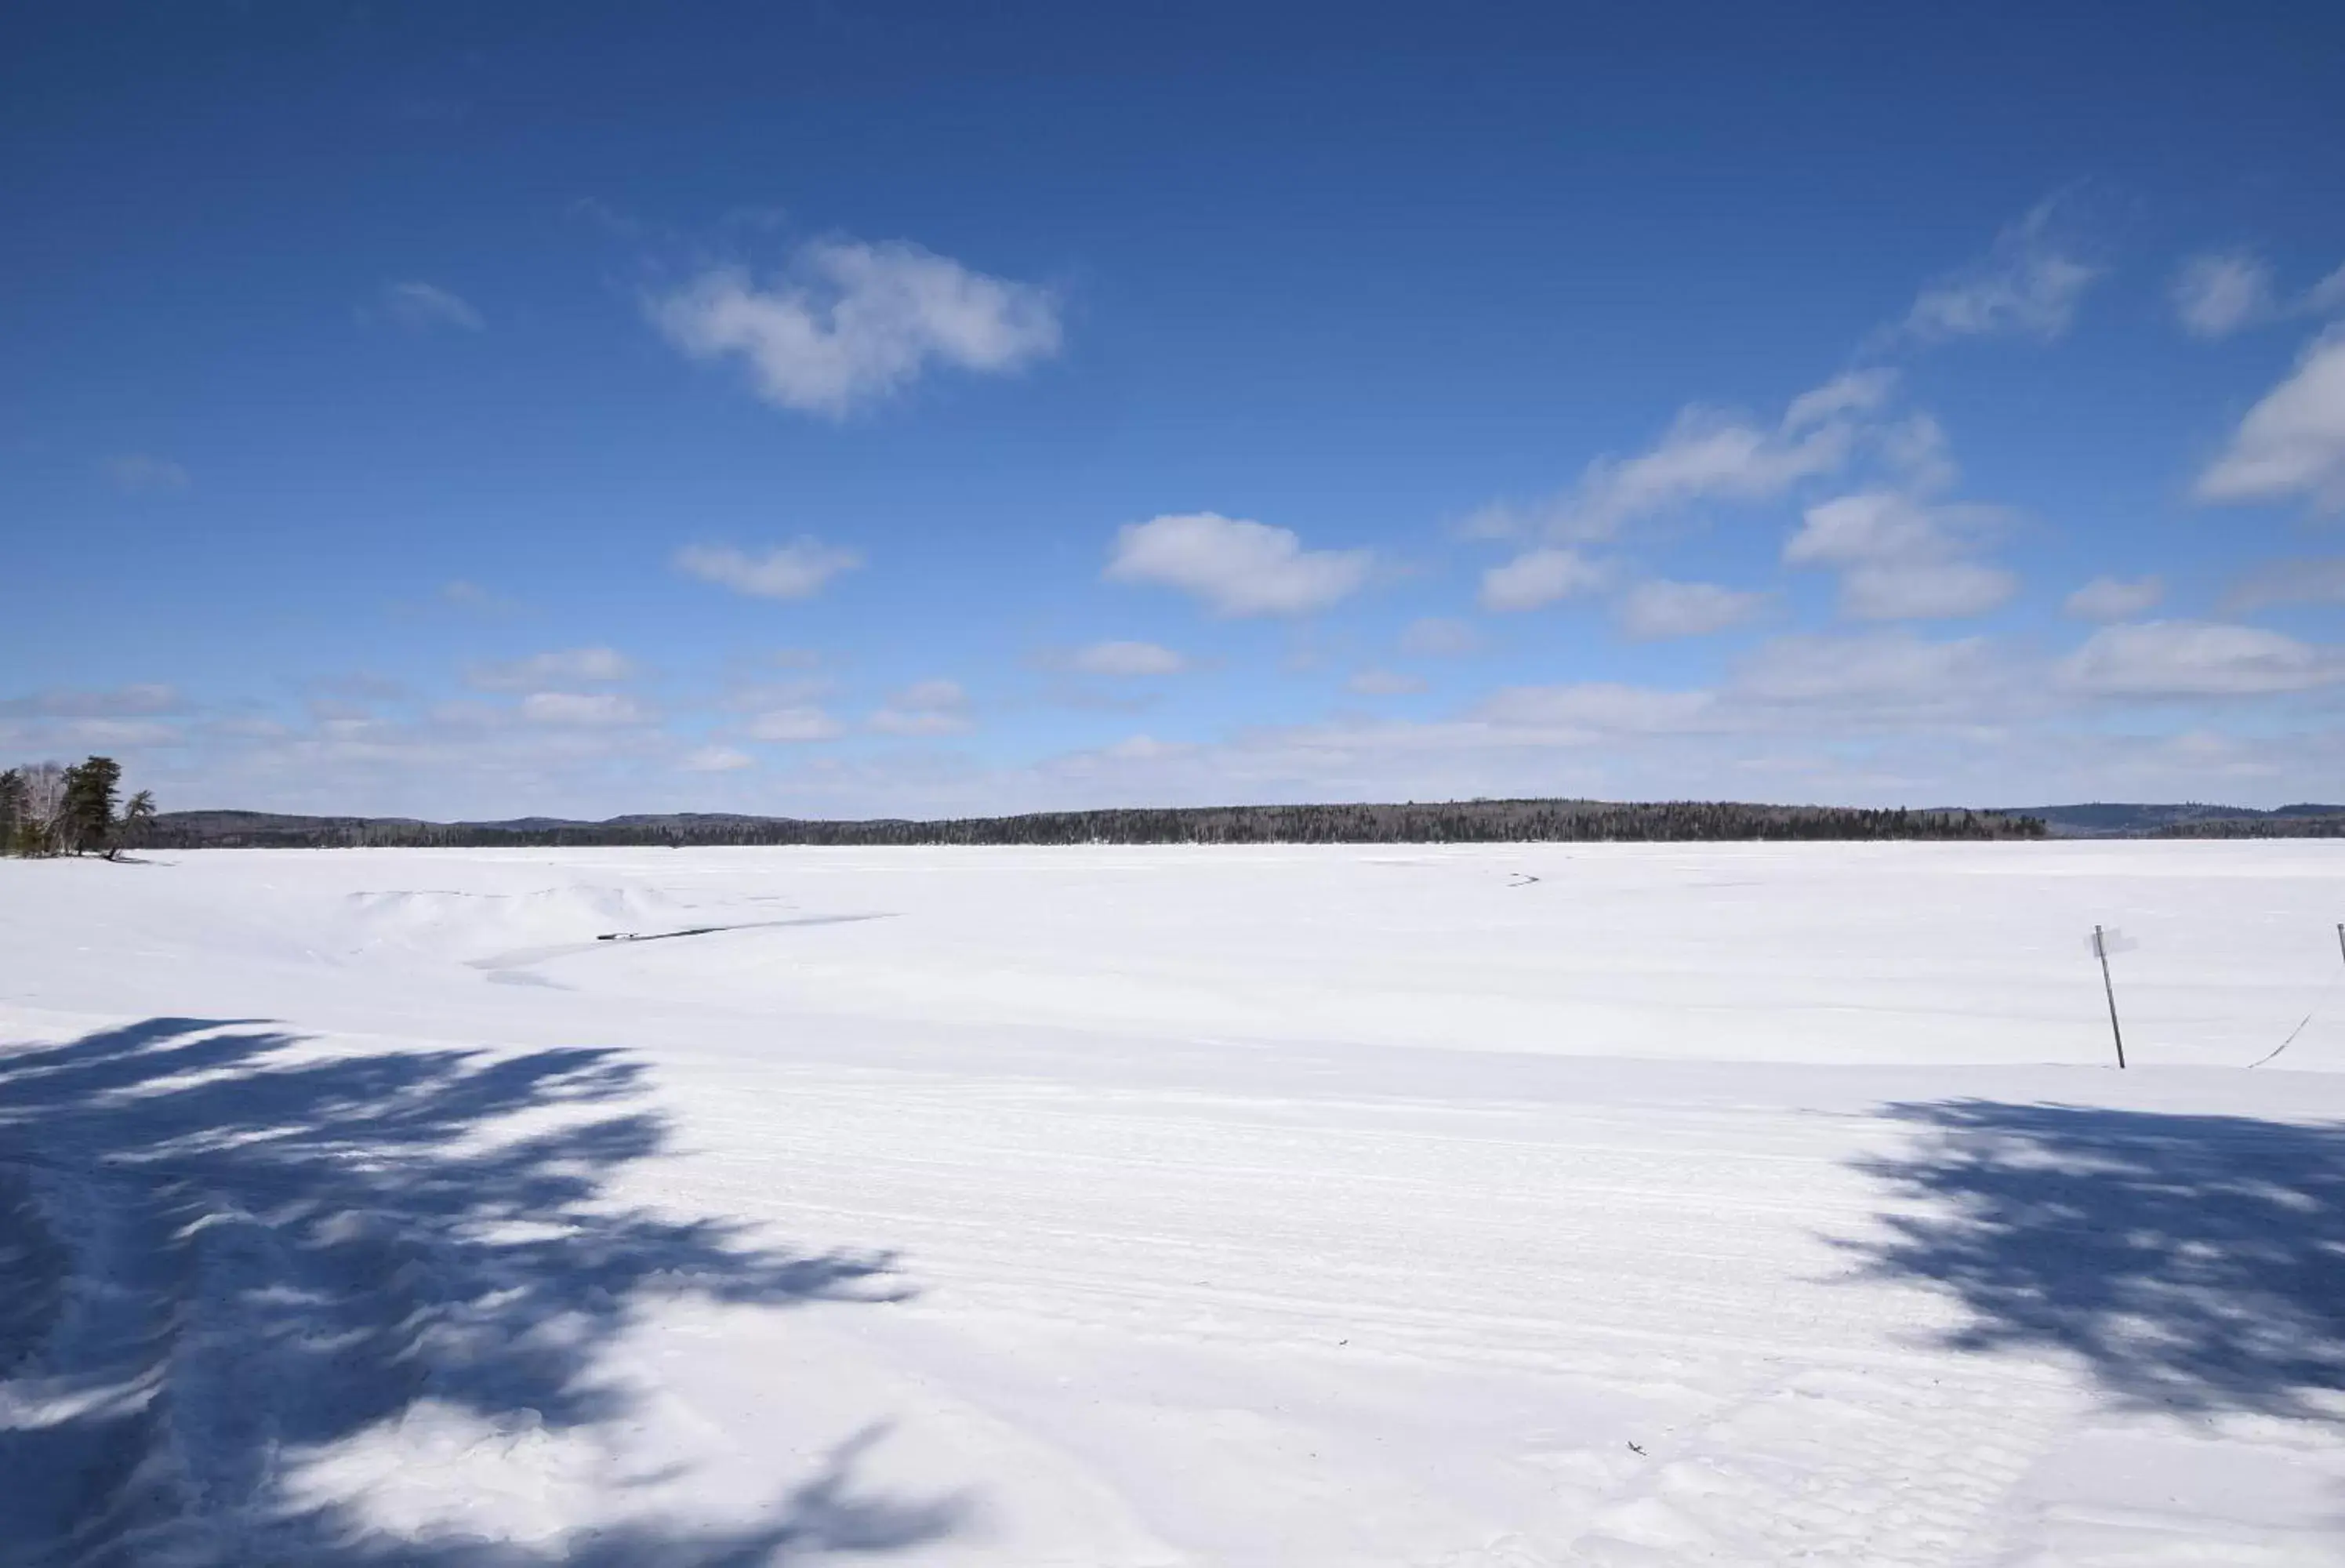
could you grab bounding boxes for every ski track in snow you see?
[5,841,2345,1565]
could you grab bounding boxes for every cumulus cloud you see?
[381,281,485,332]
[680,745,754,772]
[467,647,634,691]
[1070,641,1188,677]
[103,454,191,495]
[2060,621,2342,697]
[869,678,975,736]
[675,539,862,600]
[1347,669,1426,696]
[1896,198,2100,343]
[2173,252,2278,339]
[2064,575,2165,621]
[2222,557,2345,612]
[1464,370,1895,543]
[2194,326,2345,511]
[1398,617,1483,658]
[1617,580,1766,640]
[1479,547,1606,613]
[649,240,1060,416]
[1105,513,1373,617]
[519,691,652,726]
[2311,264,2345,316]
[1784,492,2016,620]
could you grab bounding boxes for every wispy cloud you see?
[675,539,863,600]
[2221,557,2345,612]
[103,454,190,495]
[2064,575,2165,621]
[1617,579,1766,640]
[1893,198,2100,344]
[1106,513,1373,617]
[869,677,975,736]
[1069,641,1188,677]
[680,745,754,772]
[1347,668,1426,695]
[0,683,183,718]
[1462,370,1895,543]
[380,281,485,332]
[518,691,652,726]
[1479,547,1606,613]
[2172,252,2278,339]
[466,647,635,691]
[649,238,1060,417]
[742,705,844,742]
[1398,617,1483,658]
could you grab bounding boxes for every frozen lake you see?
[5,841,2345,1564]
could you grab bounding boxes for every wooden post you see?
[2095,924,2126,1070]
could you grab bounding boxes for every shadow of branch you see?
[0,1017,961,1564]
[1843,1098,2345,1419]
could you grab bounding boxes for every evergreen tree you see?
[0,768,22,857]
[61,755,122,855]
[113,789,157,858]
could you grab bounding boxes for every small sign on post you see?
[2089,925,2137,1069]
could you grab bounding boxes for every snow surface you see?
[5,840,2345,1565]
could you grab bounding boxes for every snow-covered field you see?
[5,842,2345,1566]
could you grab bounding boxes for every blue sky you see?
[5,2,2344,817]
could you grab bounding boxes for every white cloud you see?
[869,678,975,737]
[743,705,844,742]
[467,647,634,691]
[1784,492,1947,567]
[2311,263,2345,316]
[2194,326,2345,511]
[1784,492,2016,620]
[2223,557,2345,612]
[2064,575,2165,621]
[680,745,754,772]
[1466,371,1894,543]
[1347,668,1426,695]
[675,539,862,600]
[382,281,485,333]
[1897,198,2100,343]
[103,454,191,495]
[649,240,1060,417]
[1732,631,2008,712]
[519,691,651,727]
[2173,252,2277,339]
[1617,580,1766,640]
[1479,547,1606,613]
[1105,513,1374,617]
[1473,682,1718,735]
[2060,621,2343,697]
[1398,617,1483,658]
[1839,561,2016,621]
[1,684,183,718]
[1070,641,1188,677]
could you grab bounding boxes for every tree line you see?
[147,798,2048,850]
[0,757,157,858]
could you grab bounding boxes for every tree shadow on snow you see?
[1847,1100,2345,1420]
[0,1018,965,1566]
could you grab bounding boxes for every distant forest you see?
[147,799,2050,850]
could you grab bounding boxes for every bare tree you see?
[16,762,71,857]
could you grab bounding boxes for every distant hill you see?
[146,799,2047,850]
[2005,803,2345,838]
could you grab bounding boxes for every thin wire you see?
[2248,969,2345,1069]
